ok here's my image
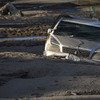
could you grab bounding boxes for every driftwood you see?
[0,2,24,16]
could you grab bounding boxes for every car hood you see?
[54,35,100,51]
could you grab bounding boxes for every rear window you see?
[54,21,100,42]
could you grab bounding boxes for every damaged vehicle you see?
[44,15,100,63]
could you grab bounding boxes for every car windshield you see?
[54,21,100,42]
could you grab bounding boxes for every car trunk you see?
[55,35,100,58]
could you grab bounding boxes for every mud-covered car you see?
[44,15,100,63]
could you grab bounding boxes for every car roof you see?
[62,15,100,28]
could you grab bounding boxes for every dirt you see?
[0,14,54,37]
[0,0,100,100]
[0,0,99,38]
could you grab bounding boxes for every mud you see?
[0,0,100,99]
[0,0,100,38]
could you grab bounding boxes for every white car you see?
[44,15,100,63]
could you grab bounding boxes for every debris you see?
[0,2,24,16]
[65,54,81,62]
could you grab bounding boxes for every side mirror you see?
[47,28,52,34]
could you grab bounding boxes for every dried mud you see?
[0,0,99,38]
[0,0,100,99]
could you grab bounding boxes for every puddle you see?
[0,36,46,42]
[53,8,81,12]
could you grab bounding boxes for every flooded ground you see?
[0,36,46,41]
[0,0,100,100]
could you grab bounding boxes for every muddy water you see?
[0,36,46,42]
[13,0,75,3]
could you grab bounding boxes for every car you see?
[43,15,100,63]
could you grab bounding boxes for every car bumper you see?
[44,50,69,57]
[44,50,100,64]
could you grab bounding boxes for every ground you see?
[0,0,100,100]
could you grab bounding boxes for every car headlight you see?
[46,36,60,52]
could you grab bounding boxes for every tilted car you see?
[43,15,100,63]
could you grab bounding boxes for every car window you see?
[54,21,100,42]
